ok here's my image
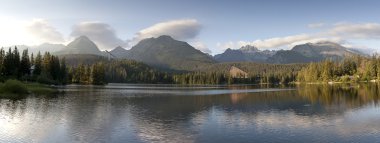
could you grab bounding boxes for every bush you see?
[26,83,57,94]
[0,79,29,94]
[340,75,350,83]
[37,75,58,85]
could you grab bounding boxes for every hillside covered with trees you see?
[297,55,380,83]
[2,46,379,85]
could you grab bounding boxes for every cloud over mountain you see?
[71,21,127,50]
[26,19,65,43]
[190,41,211,54]
[130,19,202,46]
[326,23,380,39]
[217,22,380,52]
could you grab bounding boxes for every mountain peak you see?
[157,35,173,39]
[111,46,127,52]
[57,36,102,56]
[314,41,342,47]
[127,36,215,70]
[110,46,129,58]
[240,45,259,53]
[156,35,174,41]
[77,35,90,40]
[289,41,361,61]
[225,48,233,51]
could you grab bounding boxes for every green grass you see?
[0,79,58,99]
[26,83,58,94]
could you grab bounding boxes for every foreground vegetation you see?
[0,79,57,99]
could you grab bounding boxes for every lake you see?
[1,83,380,143]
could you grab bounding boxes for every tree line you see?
[3,46,380,85]
[67,60,172,85]
[0,47,174,85]
[0,47,67,84]
[297,55,380,83]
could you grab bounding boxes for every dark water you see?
[1,84,380,143]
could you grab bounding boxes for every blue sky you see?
[0,0,380,54]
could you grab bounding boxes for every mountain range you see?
[215,41,364,64]
[214,45,276,63]
[124,35,215,70]
[109,46,129,59]
[267,41,362,64]
[56,36,103,56]
[8,35,367,71]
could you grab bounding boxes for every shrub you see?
[27,83,57,94]
[37,75,58,85]
[0,79,29,94]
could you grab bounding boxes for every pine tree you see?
[90,63,105,85]
[33,52,42,76]
[30,53,34,66]
[20,49,31,77]
[60,57,67,83]
[42,52,51,77]
[321,60,332,82]
[4,48,14,77]
[0,48,4,77]
[13,47,21,78]
[50,56,60,80]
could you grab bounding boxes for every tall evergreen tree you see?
[33,52,42,76]
[13,47,21,77]
[42,52,52,78]
[30,53,34,66]
[4,48,14,77]
[20,49,31,77]
[90,63,105,85]
[59,57,67,83]
[0,48,4,77]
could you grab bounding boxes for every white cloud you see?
[326,23,380,39]
[308,23,325,28]
[0,18,65,46]
[190,41,211,54]
[71,21,127,50]
[238,34,313,49]
[26,19,65,43]
[217,22,380,53]
[216,41,237,50]
[130,19,201,46]
[217,34,330,51]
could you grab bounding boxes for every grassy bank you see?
[0,80,58,99]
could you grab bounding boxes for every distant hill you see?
[267,50,320,64]
[5,43,65,55]
[215,41,364,64]
[268,41,362,64]
[214,45,276,63]
[126,35,216,71]
[7,35,368,72]
[56,36,103,56]
[109,46,129,58]
[194,61,306,75]
[32,43,66,54]
[214,48,246,62]
[58,54,107,66]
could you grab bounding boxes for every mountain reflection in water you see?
[1,84,380,142]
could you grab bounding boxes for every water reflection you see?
[0,84,380,142]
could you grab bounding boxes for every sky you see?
[0,0,380,55]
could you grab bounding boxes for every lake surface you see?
[1,83,380,143]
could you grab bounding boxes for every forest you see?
[0,47,172,85]
[1,47,379,85]
[297,55,380,83]
[0,47,67,84]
